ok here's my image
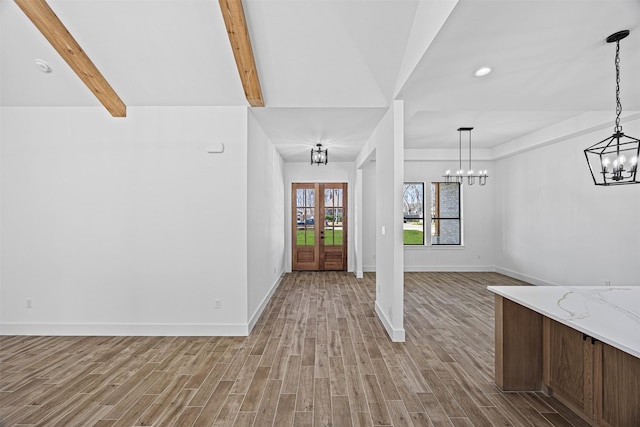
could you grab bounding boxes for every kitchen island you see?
[488,285,640,427]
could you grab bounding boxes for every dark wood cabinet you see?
[595,342,640,427]
[542,318,640,427]
[543,318,594,421]
[495,295,640,427]
[494,296,542,391]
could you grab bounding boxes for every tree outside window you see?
[403,183,424,245]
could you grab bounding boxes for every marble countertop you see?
[487,286,640,359]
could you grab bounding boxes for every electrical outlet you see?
[26,298,32,309]
[215,299,222,309]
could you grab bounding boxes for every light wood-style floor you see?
[0,272,590,427]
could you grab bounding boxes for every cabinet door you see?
[543,318,593,417]
[595,342,640,427]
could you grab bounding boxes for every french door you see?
[292,183,347,271]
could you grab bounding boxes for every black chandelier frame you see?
[311,143,328,165]
[584,30,639,186]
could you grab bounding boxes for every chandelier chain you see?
[615,40,622,132]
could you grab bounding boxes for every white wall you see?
[362,162,377,271]
[403,159,496,271]
[283,162,355,273]
[247,112,286,331]
[494,118,640,287]
[361,158,495,271]
[372,101,405,342]
[1,106,251,335]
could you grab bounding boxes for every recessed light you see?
[474,66,492,77]
[35,59,52,73]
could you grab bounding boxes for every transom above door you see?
[292,183,347,271]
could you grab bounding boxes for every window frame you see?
[430,182,462,246]
[403,182,425,246]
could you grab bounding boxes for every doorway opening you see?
[292,183,347,271]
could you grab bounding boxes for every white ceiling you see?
[2,0,639,162]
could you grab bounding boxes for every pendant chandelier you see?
[311,143,328,165]
[584,30,639,185]
[443,127,488,185]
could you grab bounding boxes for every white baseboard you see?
[247,272,285,333]
[404,265,496,272]
[495,266,558,287]
[364,265,496,273]
[0,322,249,336]
[375,301,405,342]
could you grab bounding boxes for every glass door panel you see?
[292,183,347,271]
[292,184,319,270]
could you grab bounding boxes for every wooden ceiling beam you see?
[219,0,264,107]
[15,0,127,117]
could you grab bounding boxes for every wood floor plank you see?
[352,411,375,427]
[188,361,230,406]
[153,388,195,426]
[386,400,413,427]
[296,365,315,412]
[361,373,392,426]
[193,380,234,425]
[420,369,466,418]
[171,405,203,427]
[232,411,257,427]
[387,364,425,413]
[269,344,291,380]
[293,410,313,427]
[0,272,589,427]
[273,393,296,427]
[345,365,369,413]
[410,412,435,427]
[230,354,261,394]
[371,358,401,401]
[110,393,158,427]
[313,377,332,427]
[238,366,270,412]
[282,355,302,395]
[329,355,348,396]
[332,394,353,427]
[417,392,455,427]
[213,392,245,426]
[136,374,191,426]
[253,379,282,427]
[440,378,493,427]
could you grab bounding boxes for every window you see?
[403,183,424,245]
[431,182,461,245]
